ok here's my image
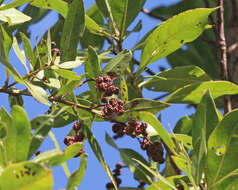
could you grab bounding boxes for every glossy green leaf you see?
[165,81,238,104]
[83,121,118,190]
[31,0,68,17]
[120,76,128,103]
[0,161,53,190]
[12,37,28,72]
[25,81,50,106]
[54,69,84,80]
[67,154,87,190]
[206,109,238,189]
[33,149,60,163]
[137,8,218,75]
[191,90,220,184]
[123,98,170,114]
[174,134,192,150]
[0,6,31,25]
[102,50,132,75]
[60,0,85,62]
[139,66,211,92]
[0,0,32,11]
[11,106,31,162]
[57,60,83,69]
[48,143,83,167]
[28,115,54,158]
[20,32,37,69]
[173,115,192,135]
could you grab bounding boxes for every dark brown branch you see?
[217,1,232,114]
[141,8,166,21]
[0,88,31,96]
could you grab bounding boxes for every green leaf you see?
[0,161,53,190]
[20,32,37,69]
[0,6,31,25]
[29,115,54,158]
[0,0,32,11]
[8,92,24,108]
[165,81,238,104]
[137,7,218,75]
[60,0,85,62]
[12,37,28,72]
[24,81,50,106]
[56,80,83,96]
[139,66,211,92]
[31,0,68,17]
[85,46,101,102]
[102,50,132,75]
[67,154,87,190]
[48,143,83,167]
[120,76,128,103]
[173,115,192,135]
[206,109,238,189]
[174,134,192,150]
[123,98,170,114]
[145,175,187,190]
[191,90,220,184]
[54,69,84,80]
[57,59,83,69]
[83,121,119,190]
[11,106,31,162]
[0,25,12,60]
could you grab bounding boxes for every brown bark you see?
[227,0,238,108]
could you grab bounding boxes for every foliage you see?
[0,0,237,190]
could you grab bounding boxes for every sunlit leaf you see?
[137,8,218,75]
[165,81,238,104]
[0,161,53,190]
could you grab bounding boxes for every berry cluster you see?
[51,41,60,56]
[106,162,124,189]
[112,120,148,139]
[140,139,165,164]
[102,98,125,118]
[112,120,165,164]
[64,122,85,157]
[95,75,119,97]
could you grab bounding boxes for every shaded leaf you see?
[60,0,85,62]
[0,25,12,60]
[137,8,218,75]
[56,80,83,96]
[165,81,238,104]
[0,161,53,190]
[54,69,84,80]
[120,76,128,103]
[0,0,31,10]
[139,66,211,92]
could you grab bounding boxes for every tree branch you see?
[217,0,232,114]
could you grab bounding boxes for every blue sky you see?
[0,0,196,189]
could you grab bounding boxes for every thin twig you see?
[227,43,238,54]
[217,0,232,114]
[132,57,155,75]
[141,8,166,21]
